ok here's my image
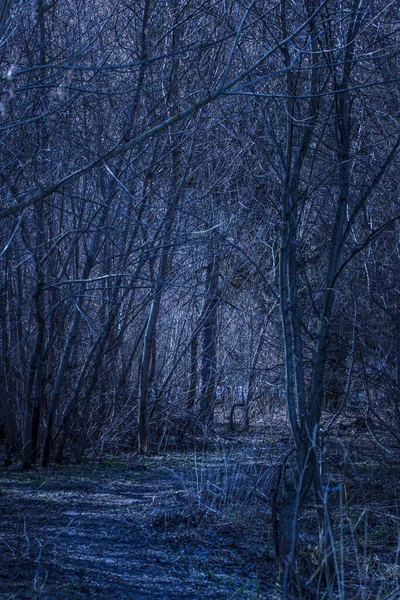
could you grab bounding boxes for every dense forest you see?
[1,0,400,598]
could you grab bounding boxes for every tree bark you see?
[0,257,18,462]
[187,336,198,410]
[199,253,220,424]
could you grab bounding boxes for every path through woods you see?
[0,451,275,599]
[1,420,399,599]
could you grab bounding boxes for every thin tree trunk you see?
[138,251,171,453]
[40,294,81,467]
[138,1,187,452]
[199,253,219,424]
[22,282,46,469]
[187,336,198,410]
[30,284,46,464]
[277,0,321,578]
[0,258,18,462]
[244,323,266,431]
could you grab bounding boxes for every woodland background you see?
[1,0,400,597]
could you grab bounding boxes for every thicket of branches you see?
[1,0,400,593]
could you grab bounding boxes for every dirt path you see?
[0,454,275,599]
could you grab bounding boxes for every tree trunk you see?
[138,0,185,452]
[0,259,18,462]
[187,336,198,410]
[278,443,316,593]
[199,253,219,424]
[244,322,266,431]
[22,279,46,469]
[138,244,172,454]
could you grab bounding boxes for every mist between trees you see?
[1,0,400,596]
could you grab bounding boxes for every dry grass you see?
[1,404,400,598]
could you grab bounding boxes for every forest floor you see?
[1,409,400,599]
[0,430,282,599]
